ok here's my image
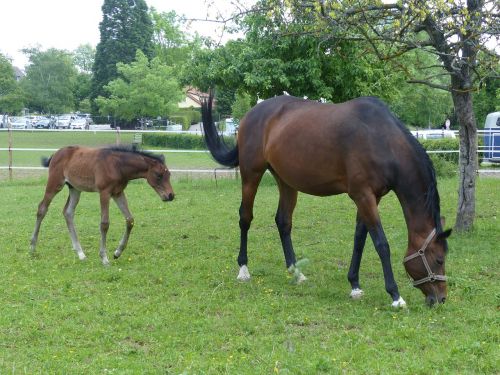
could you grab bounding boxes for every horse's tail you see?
[41,156,52,168]
[201,91,239,168]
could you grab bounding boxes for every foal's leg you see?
[63,187,86,260]
[30,177,65,253]
[236,171,263,281]
[347,214,368,299]
[273,176,306,282]
[112,192,134,259]
[99,191,112,266]
[353,192,405,307]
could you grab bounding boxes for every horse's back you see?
[239,96,413,196]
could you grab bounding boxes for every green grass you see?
[0,175,498,374]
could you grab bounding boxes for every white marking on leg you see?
[237,265,251,281]
[391,296,407,308]
[288,265,307,284]
[350,288,364,299]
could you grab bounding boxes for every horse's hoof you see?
[391,296,407,308]
[237,265,251,281]
[102,259,110,266]
[350,288,364,299]
[113,253,120,259]
[296,273,307,283]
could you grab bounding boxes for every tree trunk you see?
[451,88,477,232]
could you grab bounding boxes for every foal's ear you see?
[159,154,165,163]
[437,229,452,240]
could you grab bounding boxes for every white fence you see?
[0,128,498,179]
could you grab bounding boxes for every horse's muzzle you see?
[426,294,446,306]
[163,193,175,202]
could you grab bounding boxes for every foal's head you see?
[144,155,175,202]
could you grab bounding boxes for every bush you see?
[143,133,236,150]
[419,138,459,177]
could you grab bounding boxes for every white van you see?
[483,112,500,162]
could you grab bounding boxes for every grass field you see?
[0,173,498,374]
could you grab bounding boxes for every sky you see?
[0,0,247,69]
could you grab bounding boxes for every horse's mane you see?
[106,144,165,164]
[392,111,443,232]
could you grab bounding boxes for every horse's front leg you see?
[99,192,111,266]
[353,192,405,308]
[112,192,134,259]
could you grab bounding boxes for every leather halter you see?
[403,228,447,286]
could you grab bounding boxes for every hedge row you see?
[418,138,460,178]
[143,133,236,150]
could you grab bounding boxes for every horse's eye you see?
[436,257,444,265]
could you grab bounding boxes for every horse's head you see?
[404,227,452,306]
[145,155,174,202]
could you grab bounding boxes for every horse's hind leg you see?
[62,187,86,261]
[98,191,112,266]
[236,171,263,281]
[348,214,368,299]
[112,192,133,259]
[30,177,65,254]
[273,176,306,282]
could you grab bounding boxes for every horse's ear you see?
[438,229,452,240]
[159,154,165,163]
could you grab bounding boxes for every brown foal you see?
[30,145,174,265]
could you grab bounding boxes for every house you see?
[178,87,210,109]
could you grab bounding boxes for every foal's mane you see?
[106,144,165,163]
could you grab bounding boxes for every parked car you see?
[411,129,456,140]
[56,115,74,129]
[10,117,31,129]
[34,118,55,129]
[70,118,87,130]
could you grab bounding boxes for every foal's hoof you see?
[350,288,364,299]
[237,265,251,281]
[391,297,407,308]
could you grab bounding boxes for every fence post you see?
[8,126,13,180]
[116,126,121,144]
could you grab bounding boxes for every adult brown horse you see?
[30,145,175,265]
[202,93,451,307]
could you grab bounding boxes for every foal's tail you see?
[201,91,239,168]
[41,156,52,168]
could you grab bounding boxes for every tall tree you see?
[91,0,154,107]
[95,50,183,122]
[20,48,77,114]
[228,0,498,231]
[0,54,24,114]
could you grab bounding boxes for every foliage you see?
[231,91,252,121]
[73,44,95,74]
[0,54,24,114]
[150,9,194,69]
[91,0,154,104]
[473,76,500,129]
[0,176,498,373]
[143,132,209,150]
[169,107,202,130]
[95,51,183,121]
[20,48,78,114]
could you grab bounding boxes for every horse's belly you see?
[64,173,97,192]
[271,162,348,196]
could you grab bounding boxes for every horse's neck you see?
[122,155,149,180]
[394,176,437,247]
